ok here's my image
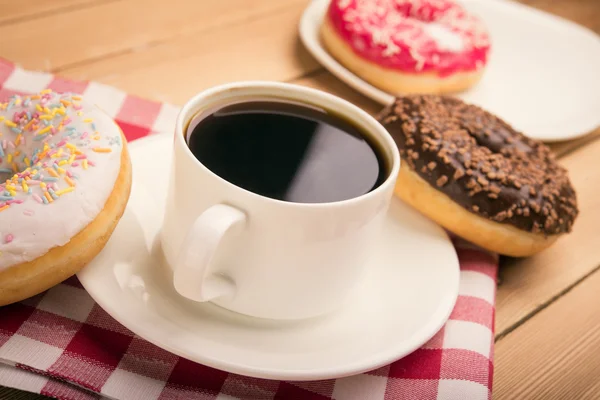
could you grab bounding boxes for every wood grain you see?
[494,268,600,399]
[291,71,382,115]
[0,0,113,25]
[0,386,49,399]
[549,129,600,158]
[0,0,310,72]
[495,138,600,337]
[519,0,600,32]
[60,3,319,104]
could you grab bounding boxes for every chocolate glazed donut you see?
[377,95,578,256]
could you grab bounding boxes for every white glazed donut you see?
[321,0,491,94]
[0,90,131,306]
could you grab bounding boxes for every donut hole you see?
[393,2,451,22]
[461,127,507,155]
[387,2,466,52]
[1,160,28,183]
[1,154,42,188]
[456,114,532,156]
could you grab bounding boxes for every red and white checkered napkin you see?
[0,59,498,400]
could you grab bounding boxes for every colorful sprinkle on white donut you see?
[0,90,124,269]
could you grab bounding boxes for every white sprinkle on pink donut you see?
[327,0,491,77]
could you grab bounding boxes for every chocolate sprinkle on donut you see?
[378,95,578,235]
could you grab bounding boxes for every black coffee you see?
[186,101,387,203]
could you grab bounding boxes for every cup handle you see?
[173,204,246,302]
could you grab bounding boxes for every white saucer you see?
[299,0,600,142]
[77,134,460,381]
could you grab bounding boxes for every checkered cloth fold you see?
[0,59,497,400]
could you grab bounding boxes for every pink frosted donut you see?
[320,0,491,94]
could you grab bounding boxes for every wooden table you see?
[1,1,599,399]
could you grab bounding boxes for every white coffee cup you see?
[161,81,400,320]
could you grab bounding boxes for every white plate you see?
[77,134,460,381]
[299,0,600,142]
